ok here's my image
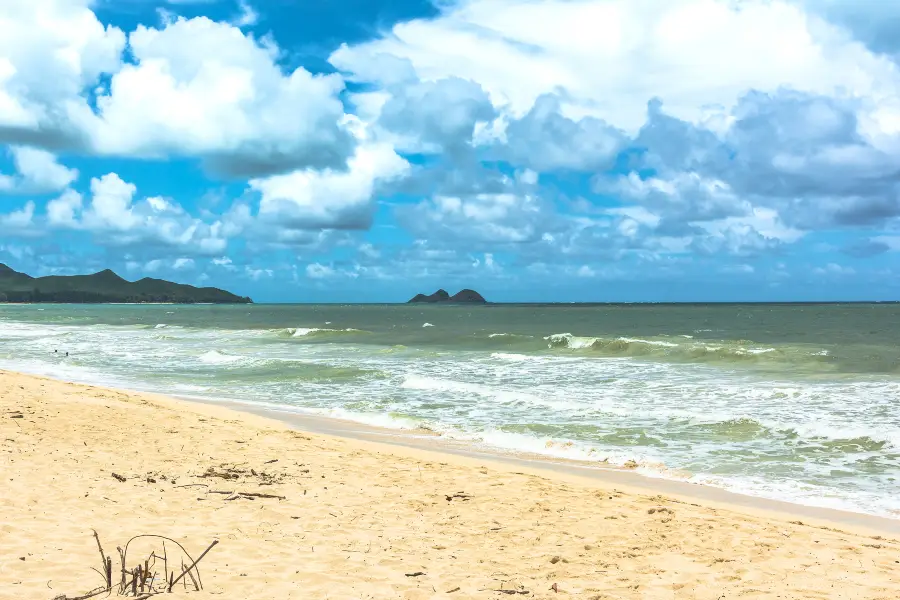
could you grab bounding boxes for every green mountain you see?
[0,264,252,304]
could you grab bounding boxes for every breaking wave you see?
[542,332,830,367]
[274,327,368,339]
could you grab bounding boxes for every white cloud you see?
[813,262,856,276]
[45,173,231,255]
[332,0,898,133]
[305,263,336,279]
[331,0,900,255]
[407,192,547,243]
[252,125,409,230]
[0,3,352,175]
[0,201,35,228]
[173,257,194,270]
[0,147,78,193]
[245,266,273,280]
[0,0,125,144]
[358,243,380,259]
[89,17,352,174]
[46,189,83,227]
[231,0,259,28]
[704,207,804,244]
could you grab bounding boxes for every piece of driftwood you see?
[445,492,472,502]
[211,490,286,500]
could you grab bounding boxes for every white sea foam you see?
[291,328,320,337]
[198,350,244,365]
[618,337,679,347]
[288,327,361,337]
[422,323,434,328]
[490,352,538,362]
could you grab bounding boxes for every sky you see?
[1,0,900,302]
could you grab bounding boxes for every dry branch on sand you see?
[50,531,218,599]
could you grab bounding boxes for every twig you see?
[168,540,218,592]
[117,547,126,592]
[90,530,110,590]
[161,541,168,591]
[186,560,200,591]
[51,586,109,600]
[238,492,285,500]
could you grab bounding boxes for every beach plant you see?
[51,531,218,599]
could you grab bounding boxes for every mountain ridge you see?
[0,264,252,304]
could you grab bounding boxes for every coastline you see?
[7,356,900,528]
[4,369,900,599]
[180,393,900,535]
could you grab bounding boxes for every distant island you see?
[0,263,252,304]
[408,289,487,303]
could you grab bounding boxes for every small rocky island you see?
[407,289,487,303]
[0,263,252,304]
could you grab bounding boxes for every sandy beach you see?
[2,370,899,600]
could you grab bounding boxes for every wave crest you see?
[542,332,828,365]
[274,327,367,339]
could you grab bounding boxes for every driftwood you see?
[209,490,286,501]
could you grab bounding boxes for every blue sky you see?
[1,0,900,302]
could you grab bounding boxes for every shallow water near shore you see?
[1,302,899,517]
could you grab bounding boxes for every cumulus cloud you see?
[377,77,496,154]
[0,201,35,229]
[92,17,352,176]
[328,0,900,268]
[0,1,354,176]
[0,0,125,149]
[231,0,259,28]
[45,173,232,255]
[251,120,410,230]
[0,147,79,194]
[499,94,624,171]
[403,192,549,244]
[813,262,856,276]
[331,0,896,130]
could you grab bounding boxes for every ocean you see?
[1,303,899,517]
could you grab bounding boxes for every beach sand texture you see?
[2,371,899,599]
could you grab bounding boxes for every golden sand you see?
[2,370,899,599]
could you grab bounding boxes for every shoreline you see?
[10,365,900,534]
[175,392,900,536]
[3,357,899,529]
[4,369,900,599]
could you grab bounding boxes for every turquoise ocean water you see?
[1,303,899,516]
